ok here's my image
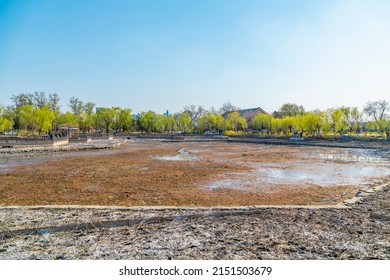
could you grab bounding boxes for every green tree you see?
[0,117,12,132]
[1,106,16,123]
[183,105,205,128]
[293,112,326,136]
[119,108,133,132]
[83,102,95,115]
[340,107,352,132]
[11,93,33,108]
[351,107,362,132]
[328,108,345,134]
[137,111,159,132]
[271,118,282,134]
[281,116,295,134]
[162,115,176,132]
[32,92,48,108]
[198,112,217,132]
[95,107,114,133]
[364,100,389,132]
[153,112,167,132]
[77,113,94,133]
[57,112,77,126]
[215,113,227,132]
[311,110,325,135]
[0,106,13,132]
[112,107,132,132]
[227,112,246,131]
[68,97,84,116]
[176,112,193,133]
[16,104,36,132]
[252,114,272,132]
[293,114,307,135]
[364,121,380,132]
[219,102,238,114]
[239,117,247,131]
[34,106,55,135]
[77,102,95,133]
[11,92,59,111]
[278,103,305,117]
[48,93,61,116]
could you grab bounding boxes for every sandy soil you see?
[1,140,389,206]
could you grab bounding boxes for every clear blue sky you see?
[1,0,389,114]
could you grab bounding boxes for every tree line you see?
[0,92,389,136]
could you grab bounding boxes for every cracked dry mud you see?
[0,186,389,259]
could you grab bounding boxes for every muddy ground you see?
[1,140,389,206]
[0,185,389,259]
[0,140,389,259]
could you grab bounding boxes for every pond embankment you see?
[0,139,128,155]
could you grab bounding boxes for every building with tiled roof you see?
[222,107,268,120]
[222,107,269,127]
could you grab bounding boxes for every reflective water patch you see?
[156,148,197,161]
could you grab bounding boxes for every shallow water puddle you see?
[319,153,386,163]
[155,148,197,161]
[256,165,390,186]
[205,148,390,190]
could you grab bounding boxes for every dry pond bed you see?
[1,140,389,207]
[0,140,389,259]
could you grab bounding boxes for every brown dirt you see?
[0,141,377,206]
